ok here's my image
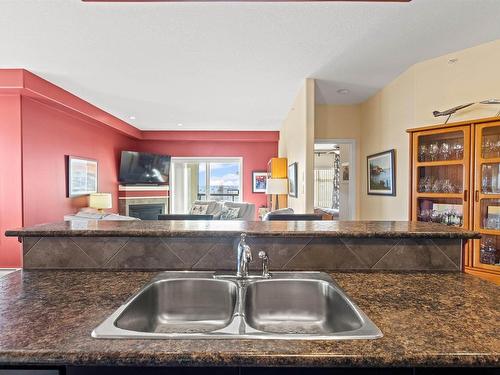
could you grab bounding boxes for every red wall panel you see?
[0,95,23,267]
[21,98,138,227]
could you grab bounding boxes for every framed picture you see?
[367,149,396,196]
[67,156,98,197]
[288,162,298,198]
[342,163,350,182]
[252,171,268,193]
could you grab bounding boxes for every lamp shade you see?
[89,193,112,210]
[265,178,288,195]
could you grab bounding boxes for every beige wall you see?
[279,79,315,213]
[315,104,361,140]
[359,39,500,220]
[315,104,361,218]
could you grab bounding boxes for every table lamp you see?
[89,193,112,213]
[265,178,288,210]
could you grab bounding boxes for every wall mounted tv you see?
[119,151,171,185]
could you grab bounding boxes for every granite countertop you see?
[0,270,498,367]
[5,220,480,239]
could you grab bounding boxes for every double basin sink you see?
[92,271,382,340]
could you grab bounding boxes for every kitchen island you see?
[0,270,498,372]
[1,220,497,374]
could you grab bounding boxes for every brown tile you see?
[246,236,311,270]
[71,237,129,266]
[105,237,185,269]
[160,237,219,267]
[431,238,462,267]
[24,238,97,269]
[372,238,459,271]
[341,238,399,267]
[23,237,41,255]
[192,237,237,270]
[284,238,366,270]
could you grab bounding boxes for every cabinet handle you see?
[475,190,480,202]
[463,189,468,202]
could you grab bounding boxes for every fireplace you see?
[128,204,165,220]
[118,185,169,219]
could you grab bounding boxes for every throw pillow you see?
[190,204,209,215]
[220,206,240,220]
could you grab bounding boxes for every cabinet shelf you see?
[477,156,500,164]
[415,192,464,199]
[415,160,464,167]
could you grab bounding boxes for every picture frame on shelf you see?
[288,162,298,198]
[67,156,98,197]
[252,171,268,193]
[367,149,396,196]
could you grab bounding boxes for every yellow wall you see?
[279,79,315,213]
[315,104,362,218]
[315,104,361,140]
[359,39,500,220]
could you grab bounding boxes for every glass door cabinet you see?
[473,122,500,277]
[409,119,499,284]
[411,126,470,229]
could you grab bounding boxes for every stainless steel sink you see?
[244,279,363,335]
[115,278,237,334]
[92,271,382,340]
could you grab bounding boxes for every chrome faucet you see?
[236,233,253,278]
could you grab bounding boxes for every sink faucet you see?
[236,233,253,278]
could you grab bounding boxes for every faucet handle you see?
[258,251,270,278]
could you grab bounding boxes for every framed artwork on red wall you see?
[252,171,268,193]
[67,156,98,197]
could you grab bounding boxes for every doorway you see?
[313,140,356,220]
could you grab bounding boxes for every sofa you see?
[189,200,256,220]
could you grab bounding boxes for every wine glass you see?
[429,143,439,161]
[452,142,464,159]
[440,142,450,160]
[419,144,428,162]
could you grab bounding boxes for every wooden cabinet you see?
[267,157,288,211]
[408,118,500,283]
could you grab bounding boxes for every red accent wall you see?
[0,95,23,267]
[21,97,138,227]
[136,139,277,210]
[0,70,279,267]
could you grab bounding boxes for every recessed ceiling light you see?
[129,116,136,120]
[337,88,350,95]
[448,58,459,64]
[177,123,183,127]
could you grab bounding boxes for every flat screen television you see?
[119,151,171,184]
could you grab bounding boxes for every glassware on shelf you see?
[418,144,428,162]
[485,216,500,230]
[452,142,464,159]
[429,143,439,161]
[418,131,464,163]
[481,163,500,194]
[480,238,499,265]
[417,176,459,194]
[417,205,463,227]
[439,142,450,160]
[431,179,442,193]
[442,179,455,193]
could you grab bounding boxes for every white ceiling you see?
[1,0,500,131]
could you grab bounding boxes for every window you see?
[170,158,242,213]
